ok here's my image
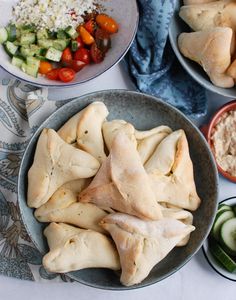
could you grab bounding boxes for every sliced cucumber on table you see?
[212,210,235,241]
[220,218,236,256]
[65,26,78,39]
[53,39,68,51]
[217,204,233,214]
[209,238,236,273]
[38,39,54,49]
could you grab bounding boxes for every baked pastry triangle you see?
[102,120,137,152]
[100,213,195,286]
[160,205,193,246]
[76,101,108,162]
[178,27,235,88]
[180,0,236,32]
[135,126,172,164]
[80,131,163,220]
[147,130,201,211]
[27,128,100,208]
[34,179,107,233]
[43,222,120,273]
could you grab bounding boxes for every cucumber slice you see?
[232,205,236,215]
[21,62,38,77]
[38,39,53,49]
[65,26,78,39]
[6,24,17,42]
[12,56,24,68]
[20,33,36,45]
[218,204,232,214]
[35,55,48,61]
[57,29,67,39]
[209,238,236,273]
[36,29,49,40]
[20,24,36,33]
[71,40,78,52]
[4,41,18,57]
[45,47,62,62]
[0,27,8,44]
[212,210,235,241]
[52,39,68,51]
[26,57,40,69]
[220,218,236,256]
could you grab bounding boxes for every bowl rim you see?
[202,196,236,282]
[203,100,236,183]
[18,89,219,290]
[0,2,139,88]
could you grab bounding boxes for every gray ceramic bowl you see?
[0,0,138,87]
[168,0,236,98]
[18,90,218,290]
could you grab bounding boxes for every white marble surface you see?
[0,63,236,300]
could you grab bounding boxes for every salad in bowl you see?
[0,0,138,86]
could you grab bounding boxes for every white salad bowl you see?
[0,0,139,87]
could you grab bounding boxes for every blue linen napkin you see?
[126,0,207,118]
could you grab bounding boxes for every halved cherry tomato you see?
[76,36,84,49]
[46,68,61,80]
[79,26,95,45]
[61,47,73,63]
[95,28,111,53]
[69,60,86,72]
[39,61,53,75]
[74,48,90,64]
[90,43,104,63]
[84,19,97,35]
[58,68,75,82]
[96,14,118,34]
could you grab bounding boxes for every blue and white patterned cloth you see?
[126,0,207,118]
[0,80,72,281]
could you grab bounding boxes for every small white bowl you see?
[0,0,138,87]
[202,197,236,282]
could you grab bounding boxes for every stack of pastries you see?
[27,102,201,286]
[178,0,236,88]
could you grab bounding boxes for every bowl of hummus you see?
[202,100,236,183]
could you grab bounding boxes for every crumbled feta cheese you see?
[12,0,97,31]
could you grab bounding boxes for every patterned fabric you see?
[126,0,207,118]
[0,79,73,282]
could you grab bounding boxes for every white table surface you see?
[0,63,235,300]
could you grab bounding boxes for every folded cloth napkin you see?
[0,79,73,282]
[126,0,207,118]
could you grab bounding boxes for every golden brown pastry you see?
[135,126,172,164]
[43,223,120,273]
[147,130,201,211]
[160,205,194,246]
[34,179,107,233]
[80,131,163,220]
[76,102,108,163]
[178,27,235,88]
[27,128,100,208]
[179,0,236,32]
[102,120,137,152]
[100,213,195,286]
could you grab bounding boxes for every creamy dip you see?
[211,109,236,177]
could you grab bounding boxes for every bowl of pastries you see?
[169,0,236,97]
[18,90,218,289]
